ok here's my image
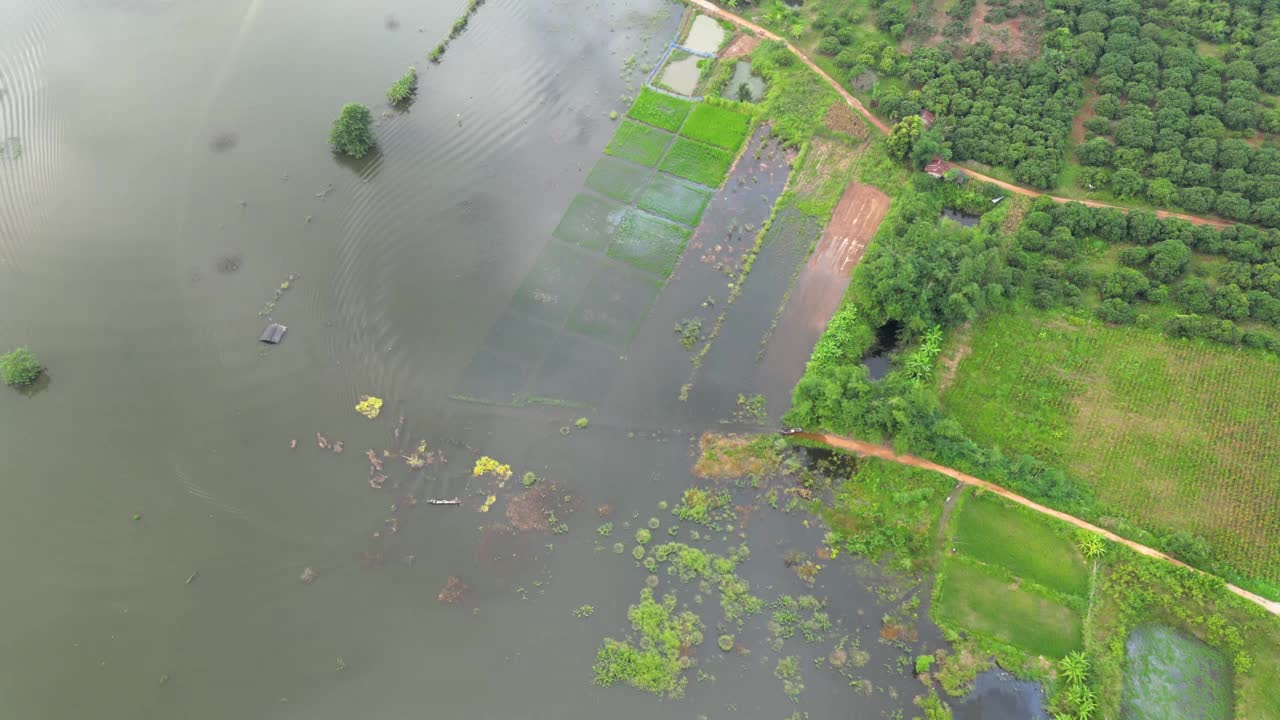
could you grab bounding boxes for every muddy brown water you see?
[0,0,1019,717]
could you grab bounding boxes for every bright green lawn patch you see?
[1121,624,1232,720]
[607,209,691,278]
[942,309,1280,583]
[585,157,654,203]
[553,193,626,250]
[953,491,1089,599]
[660,138,735,187]
[935,556,1083,659]
[636,174,712,226]
[628,88,694,132]
[605,121,675,167]
[680,103,751,151]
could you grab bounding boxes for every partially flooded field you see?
[1122,625,1233,720]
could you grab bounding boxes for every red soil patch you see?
[719,33,760,60]
[1072,89,1098,145]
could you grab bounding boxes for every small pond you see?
[660,54,701,95]
[682,14,725,54]
[953,669,1049,720]
[1122,624,1232,720]
[940,208,981,227]
[863,319,900,380]
[725,61,766,103]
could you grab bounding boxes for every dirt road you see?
[793,431,1280,617]
[685,0,1234,230]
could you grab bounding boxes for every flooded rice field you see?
[0,0,993,718]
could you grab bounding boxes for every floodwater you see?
[953,669,1049,720]
[0,0,993,718]
[681,13,725,54]
[726,61,766,102]
[659,54,701,95]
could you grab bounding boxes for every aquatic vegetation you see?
[385,66,417,105]
[597,522,614,537]
[522,471,538,487]
[0,347,42,387]
[632,545,646,560]
[733,393,767,424]
[328,103,374,158]
[575,417,590,429]
[718,575,765,625]
[627,88,693,132]
[675,317,704,349]
[613,542,626,554]
[635,529,651,545]
[647,517,660,530]
[507,484,558,532]
[718,634,735,651]
[574,604,595,618]
[593,588,704,698]
[672,486,731,526]
[473,456,512,482]
[479,494,497,513]
[660,137,734,187]
[774,656,804,702]
[438,576,469,603]
[354,395,383,419]
[692,433,781,480]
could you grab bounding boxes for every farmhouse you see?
[924,156,952,177]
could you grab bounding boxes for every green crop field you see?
[942,310,1280,583]
[553,193,626,251]
[680,103,751,151]
[606,209,692,278]
[627,88,694,132]
[636,174,712,226]
[660,138,734,188]
[585,157,655,204]
[953,491,1089,599]
[605,121,674,167]
[935,556,1083,659]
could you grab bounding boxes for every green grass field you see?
[606,209,692,278]
[636,174,712,226]
[628,88,694,132]
[953,491,1089,599]
[605,121,674,167]
[935,556,1083,659]
[942,309,1280,583]
[679,103,751,151]
[585,157,655,203]
[660,138,735,187]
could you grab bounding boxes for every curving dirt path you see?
[686,0,1234,229]
[793,431,1280,617]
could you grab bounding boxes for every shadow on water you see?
[953,669,1049,720]
[864,319,901,380]
[939,207,980,227]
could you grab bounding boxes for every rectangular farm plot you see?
[605,121,674,167]
[660,137,735,187]
[526,333,623,408]
[636,174,713,226]
[585,157,654,204]
[680,103,751,151]
[935,557,1083,659]
[565,260,660,347]
[953,492,1089,599]
[628,88,694,132]
[553,193,626,251]
[607,209,692,278]
[511,240,602,325]
[455,311,560,405]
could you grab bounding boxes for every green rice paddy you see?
[585,157,654,203]
[680,103,751,151]
[566,260,661,346]
[660,137,734,187]
[636,174,712,226]
[627,88,694,132]
[607,209,692,278]
[605,121,675,167]
[553,193,626,250]
[953,491,1089,599]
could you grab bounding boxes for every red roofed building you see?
[924,156,952,177]
[920,110,935,128]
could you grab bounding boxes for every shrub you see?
[386,66,418,105]
[328,103,375,158]
[0,347,41,386]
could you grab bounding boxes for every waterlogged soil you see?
[659,55,702,96]
[1122,625,1233,720]
[681,14,726,54]
[725,61,766,102]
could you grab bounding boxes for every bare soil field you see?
[719,33,759,60]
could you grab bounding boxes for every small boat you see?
[259,322,287,344]
[428,498,461,506]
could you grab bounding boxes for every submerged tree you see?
[0,346,41,387]
[328,103,375,158]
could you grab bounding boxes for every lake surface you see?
[0,0,967,718]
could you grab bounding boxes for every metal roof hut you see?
[920,110,935,128]
[924,157,953,178]
[259,323,287,344]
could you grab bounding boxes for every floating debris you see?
[185,571,199,585]
[366,450,384,472]
[368,473,387,490]
[438,576,469,603]
[333,441,344,454]
[317,433,329,449]
[290,439,297,449]
[299,567,318,585]
[355,395,383,419]
[428,498,460,506]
